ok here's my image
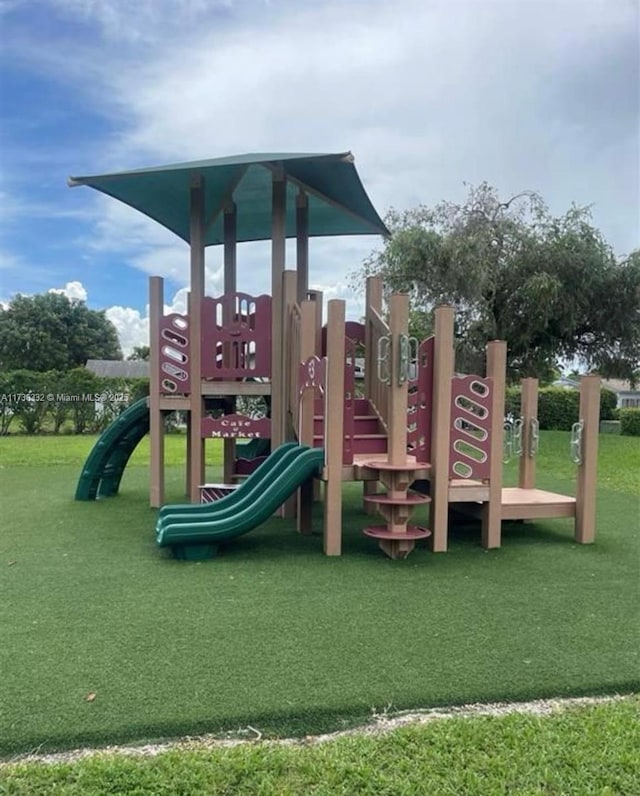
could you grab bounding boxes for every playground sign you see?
[201,414,271,439]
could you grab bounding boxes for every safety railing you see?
[366,306,391,430]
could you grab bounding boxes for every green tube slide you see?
[156,446,324,560]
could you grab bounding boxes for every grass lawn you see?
[0,431,638,757]
[2,698,639,795]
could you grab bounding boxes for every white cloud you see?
[48,0,235,45]
[56,0,636,291]
[49,280,88,301]
[1,0,636,317]
[105,305,149,355]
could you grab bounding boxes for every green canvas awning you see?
[69,152,389,245]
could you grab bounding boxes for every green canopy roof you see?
[69,152,389,245]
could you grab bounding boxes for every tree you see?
[0,292,122,372]
[127,345,150,361]
[356,183,640,382]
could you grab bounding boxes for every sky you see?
[1,0,638,355]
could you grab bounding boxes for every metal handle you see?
[570,420,583,465]
[513,417,523,457]
[408,336,419,382]
[528,418,539,458]
[397,334,419,385]
[377,335,390,385]
[503,419,513,463]
[398,334,409,386]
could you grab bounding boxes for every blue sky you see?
[1,0,638,353]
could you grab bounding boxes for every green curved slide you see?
[157,442,300,522]
[157,445,324,560]
[75,398,150,500]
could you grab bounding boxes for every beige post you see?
[430,306,455,552]
[364,276,383,400]
[282,269,298,416]
[481,340,507,549]
[281,270,298,519]
[323,299,345,555]
[149,276,164,507]
[306,289,324,502]
[306,289,324,355]
[575,375,600,543]
[185,411,191,497]
[188,175,206,502]
[296,192,309,305]
[184,291,196,500]
[519,378,538,489]
[297,299,317,534]
[270,168,286,455]
[387,293,409,466]
[363,276,383,511]
[223,202,237,485]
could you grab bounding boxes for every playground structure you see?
[71,152,600,560]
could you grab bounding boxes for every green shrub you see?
[599,388,618,421]
[127,377,150,403]
[505,385,621,431]
[9,370,49,434]
[537,388,580,430]
[505,386,521,420]
[619,408,640,437]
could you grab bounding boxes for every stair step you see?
[361,459,431,471]
[351,438,388,454]
[364,493,431,506]
[313,414,379,421]
[363,525,431,540]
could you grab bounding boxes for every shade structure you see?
[69,152,389,244]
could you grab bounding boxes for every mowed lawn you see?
[0,432,638,756]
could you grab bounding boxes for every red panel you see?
[299,356,326,391]
[234,456,268,475]
[159,313,191,394]
[320,321,365,355]
[449,376,493,480]
[407,337,434,461]
[345,321,365,345]
[201,293,272,379]
[343,338,356,465]
[201,413,271,439]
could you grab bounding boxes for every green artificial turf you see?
[0,432,638,755]
[2,698,639,795]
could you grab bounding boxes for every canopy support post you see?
[271,168,286,458]
[296,191,309,304]
[223,202,237,485]
[189,175,206,502]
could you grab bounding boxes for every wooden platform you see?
[454,487,577,521]
[500,488,576,520]
[449,479,489,503]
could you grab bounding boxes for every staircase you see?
[313,398,387,456]
[362,462,431,559]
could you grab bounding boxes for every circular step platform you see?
[364,493,431,506]
[363,525,432,541]
[363,460,431,471]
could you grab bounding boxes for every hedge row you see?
[619,408,640,437]
[0,369,149,435]
[505,386,618,431]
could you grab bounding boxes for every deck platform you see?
[453,487,577,521]
[499,488,576,520]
